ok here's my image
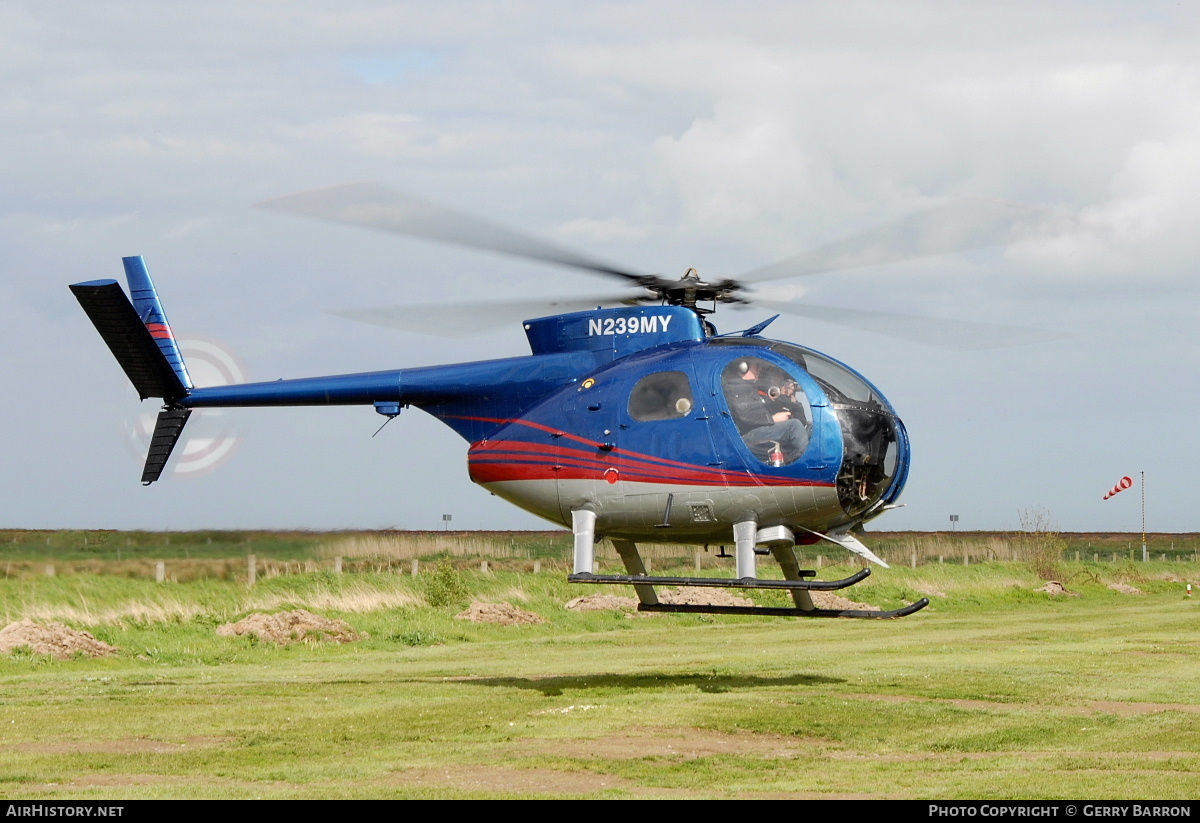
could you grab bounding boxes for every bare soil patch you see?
[1107,582,1143,595]
[456,601,546,625]
[1037,581,1080,596]
[216,609,364,645]
[0,620,117,659]
[658,588,753,607]
[565,594,639,612]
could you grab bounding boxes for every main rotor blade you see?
[738,199,1058,284]
[259,182,648,284]
[749,298,1067,351]
[331,293,647,337]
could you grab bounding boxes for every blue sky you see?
[3,1,1198,533]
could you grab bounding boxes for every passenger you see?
[724,359,810,463]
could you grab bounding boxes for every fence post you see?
[334,556,342,574]
[44,564,55,577]
[156,561,165,583]
[695,551,702,571]
[248,554,256,586]
[481,560,489,574]
[411,558,419,576]
[911,551,917,569]
[533,559,541,574]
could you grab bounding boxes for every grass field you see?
[0,544,1196,800]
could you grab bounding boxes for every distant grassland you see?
[0,536,1196,798]
[1,529,1197,579]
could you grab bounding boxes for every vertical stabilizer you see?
[123,256,193,392]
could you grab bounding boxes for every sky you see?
[3,1,1199,534]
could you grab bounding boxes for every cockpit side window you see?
[721,356,811,466]
[628,371,695,422]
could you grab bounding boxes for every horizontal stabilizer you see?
[141,407,192,484]
[69,280,188,400]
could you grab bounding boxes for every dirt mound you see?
[810,592,881,611]
[0,620,117,659]
[456,602,546,625]
[217,610,364,645]
[1107,582,1143,595]
[565,594,639,612]
[1037,581,1081,597]
[658,588,754,607]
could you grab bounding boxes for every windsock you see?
[1103,475,1134,500]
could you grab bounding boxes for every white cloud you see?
[555,216,647,241]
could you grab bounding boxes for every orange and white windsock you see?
[1103,475,1134,500]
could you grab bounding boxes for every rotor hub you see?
[639,268,744,312]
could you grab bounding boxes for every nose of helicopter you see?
[832,402,909,519]
[886,414,911,505]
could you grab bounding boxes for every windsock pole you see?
[1141,470,1147,563]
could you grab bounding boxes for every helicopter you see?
[69,183,1058,619]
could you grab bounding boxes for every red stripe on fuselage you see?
[469,446,830,488]
[470,440,730,481]
[458,414,732,474]
[454,415,832,489]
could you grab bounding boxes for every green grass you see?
[0,561,1196,798]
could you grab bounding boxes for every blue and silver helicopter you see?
[70,184,1051,619]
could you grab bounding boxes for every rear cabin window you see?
[628,371,695,421]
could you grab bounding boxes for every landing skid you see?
[568,571,928,619]
[567,568,871,591]
[569,512,927,620]
[635,599,930,619]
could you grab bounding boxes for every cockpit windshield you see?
[769,343,885,408]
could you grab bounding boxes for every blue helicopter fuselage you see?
[181,303,910,544]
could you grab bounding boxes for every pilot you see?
[725,359,810,463]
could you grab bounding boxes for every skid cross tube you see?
[567,568,871,591]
